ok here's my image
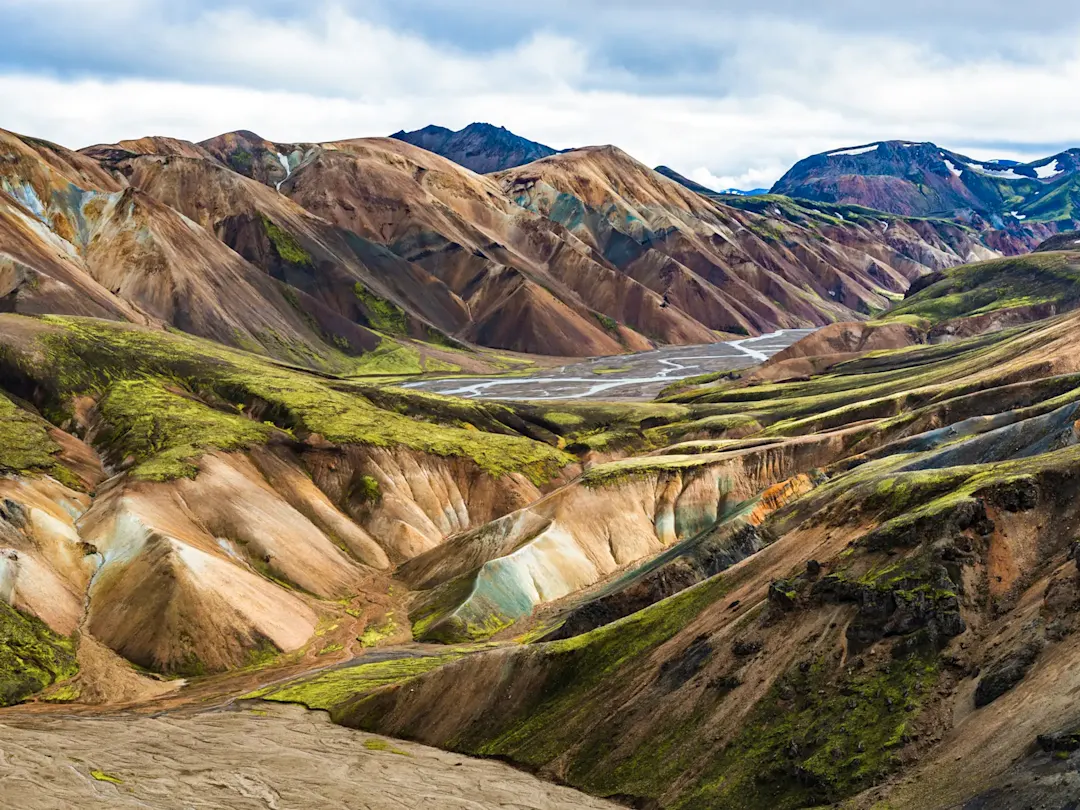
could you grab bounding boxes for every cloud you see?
[4,0,1080,187]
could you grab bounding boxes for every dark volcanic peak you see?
[773,140,1080,224]
[391,122,557,173]
[653,165,721,196]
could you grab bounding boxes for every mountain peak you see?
[391,123,556,173]
[773,138,1080,219]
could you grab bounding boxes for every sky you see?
[5,0,1080,190]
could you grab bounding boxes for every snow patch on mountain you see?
[828,144,880,157]
[1035,160,1063,179]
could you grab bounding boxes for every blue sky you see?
[4,0,1080,188]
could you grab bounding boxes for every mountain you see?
[196,129,1012,345]
[498,145,1008,333]
[772,140,1080,231]
[390,122,557,173]
[0,123,1045,359]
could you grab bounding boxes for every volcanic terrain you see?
[2,121,1080,810]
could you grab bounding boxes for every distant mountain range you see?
[771,140,1080,225]
[0,123,1014,368]
[400,125,1080,233]
[390,123,556,173]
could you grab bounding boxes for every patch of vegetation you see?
[450,576,730,766]
[227,149,253,172]
[363,738,410,755]
[347,339,423,376]
[580,455,722,488]
[96,379,274,480]
[886,252,1080,327]
[244,652,464,711]
[354,285,408,336]
[25,317,572,485]
[90,770,123,784]
[358,613,396,647]
[677,652,939,809]
[353,474,382,505]
[643,414,762,447]
[593,312,619,332]
[0,393,65,476]
[0,601,78,707]
[260,214,313,267]
[540,411,586,428]
[658,369,740,399]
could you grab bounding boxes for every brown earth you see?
[0,702,619,810]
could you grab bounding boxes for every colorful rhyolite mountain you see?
[11,125,1013,357]
[773,140,1080,228]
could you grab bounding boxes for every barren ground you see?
[0,701,620,810]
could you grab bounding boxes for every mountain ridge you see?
[390,122,557,173]
[772,139,1080,227]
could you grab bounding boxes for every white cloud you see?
[3,3,1080,185]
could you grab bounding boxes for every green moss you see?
[363,738,411,755]
[677,652,939,810]
[354,475,381,505]
[244,652,464,711]
[579,454,721,488]
[41,682,81,703]
[260,214,313,267]
[347,339,423,376]
[0,394,63,474]
[643,414,762,447]
[243,638,281,669]
[541,411,586,428]
[228,149,253,172]
[422,355,461,373]
[461,575,730,766]
[96,379,273,480]
[358,613,396,647]
[658,369,740,399]
[90,770,123,784]
[354,284,408,336]
[25,317,572,485]
[0,601,78,707]
[594,312,619,331]
[887,252,1080,327]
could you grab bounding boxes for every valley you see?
[402,328,814,400]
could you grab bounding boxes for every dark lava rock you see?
[657,635,713,690]
[768,580,798,610]
[864,499,987,552]
[975,642,1043,708]
[982,478,1039,512]
[806,559,822,579]
[0,498,27,529]
[814,565,966,651]
[1037,730,1080,753]
[732,639,763,656]
[707,674,742,692]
